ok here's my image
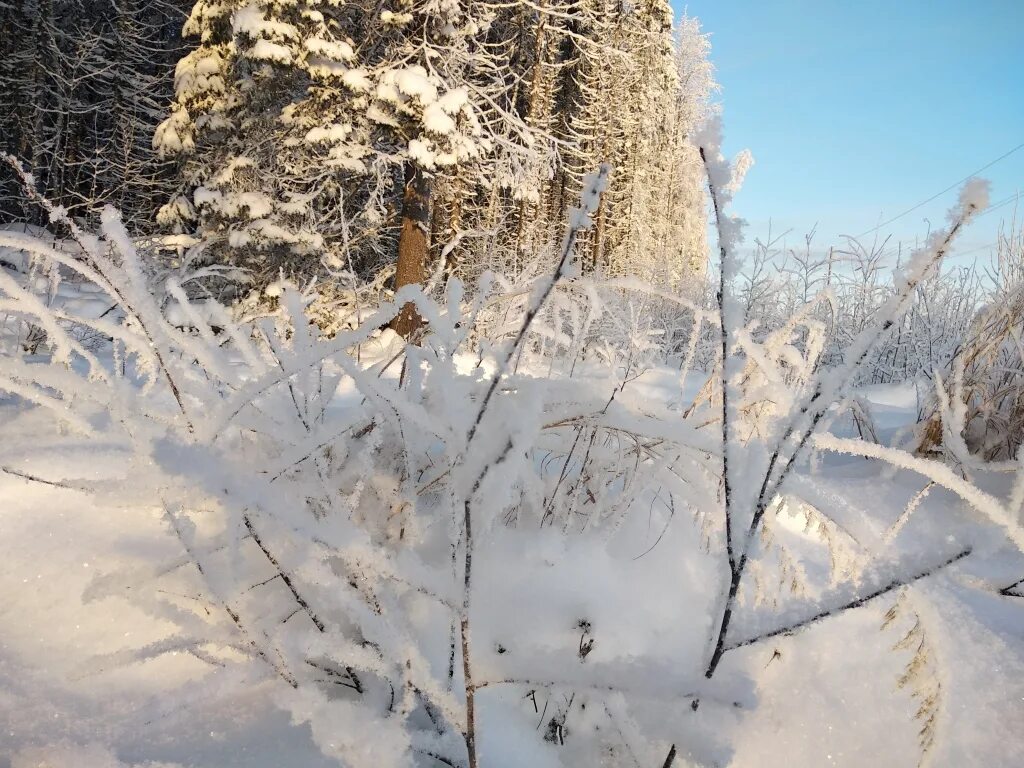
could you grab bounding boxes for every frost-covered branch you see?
[724,547,972,651]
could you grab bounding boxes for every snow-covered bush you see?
[0,221,124,355]
[717,210,1024,467]
[916,220,1024,462]
[3,167,722,767]
[3,144,1024,768]
[708,225,987,390]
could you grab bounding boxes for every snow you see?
[192,186,221,208]
[341,68,373,93]
[422,102,457,135]
[407,138,438,168]
[171,49,226,102]
[246,40,294,65]
[304,37,355,62]
[380,10,413,26]
[2,166,1024,768]
[811,433,1024,551]
[3,359,1023,767]
[305,124,353,145]
[724,148,754,195]
[6,0,1023,763]
[955,178,991,222]
[232,4,298,42]
[11,743,184,768]
[393,67,439,103]
[0,223,84,272]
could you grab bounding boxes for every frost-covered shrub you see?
[3,148,1024,768]
[1,169,726,767]
[916,222,1024,462]
[701,225,987,389]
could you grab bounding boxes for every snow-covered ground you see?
[2,377,1022,768]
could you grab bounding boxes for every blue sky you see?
[681,0,1024,263]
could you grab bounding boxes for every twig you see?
[724,547,971,651]
[455,167,610,768]
[1,465,75,488]
[163,506,297,688]
[416,749,463,768]
[998,577,1024,597]
[700,146,736,577]
[464,165,611,451]
[3,156,195,432]
[243,514,324,632]
[243,513,367,693]
[698,145,982,681]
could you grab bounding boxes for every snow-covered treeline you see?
[156,1,714,310]
[0,0,190,229]
[684,216,1023,401]
[1,0,715,314]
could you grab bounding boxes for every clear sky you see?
[680,0,1024,264]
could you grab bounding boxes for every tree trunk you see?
[514,6,549,253]
[391,162,431,339]
[591,193,605,270]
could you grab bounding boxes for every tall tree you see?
[154,0,384,295]
[152,0,714,324]
[367,1,535,334]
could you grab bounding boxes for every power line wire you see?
[856,141,1024,238]
[953,240,998,257]
[868,192,1019,262]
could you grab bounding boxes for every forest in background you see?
[1,0,714,322]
